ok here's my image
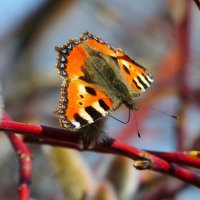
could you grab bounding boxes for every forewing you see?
[55,38,89,79]
[81,31,117,57]
[116,49,154,93]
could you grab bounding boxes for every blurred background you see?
[0,0,200,199]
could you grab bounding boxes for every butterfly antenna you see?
[108,108,131,124]
[133,111,141,138]
[139,103,178,119]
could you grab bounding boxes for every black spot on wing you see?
[111,57,119,67]
[98,99,110,111]
[142,73,152,85]
[74,113,88,126]
[85,86,96,96]
[132,79,142,90]
[85,106,102,121]
[137,76,148,89]
[123,65,130,75]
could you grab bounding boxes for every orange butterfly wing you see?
[116,49,153,93]
[55,31,153,130]
[55,79,113,130]
[55,32,116,130]
[83,32,117,57]
[55,40,87,79]
[78,32,154,94]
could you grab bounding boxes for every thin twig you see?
[148,150,200,168]
[2,113,32,200]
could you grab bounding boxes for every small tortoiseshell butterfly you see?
[55,31,153,131]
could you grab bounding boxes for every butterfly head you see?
[125,99,138,111]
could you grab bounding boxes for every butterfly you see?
[55,31,153,131]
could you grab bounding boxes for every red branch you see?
[0,119,200,187]
[173,0,191,150]
[148,150,200,168]
[2,114,32,200]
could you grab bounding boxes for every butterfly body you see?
[80,45,137,109]
[55,31,153,131]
